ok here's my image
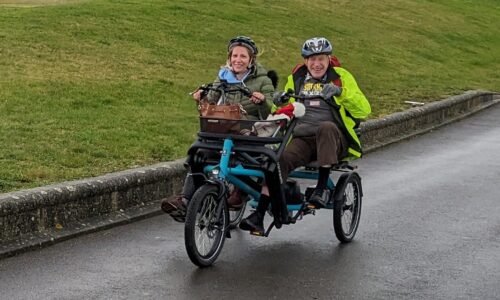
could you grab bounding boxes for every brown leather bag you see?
[198,101,243,133]
[199,101,242,120]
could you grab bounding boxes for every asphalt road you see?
[1,104,499,300]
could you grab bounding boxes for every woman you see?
[161,36,275,222]
[193,36,274,119]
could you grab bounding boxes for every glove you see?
[273,91,290,105]
[321,83,342,99]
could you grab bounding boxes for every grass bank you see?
[0,0,499,192]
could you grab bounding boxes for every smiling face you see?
[229,46,252,74]
[304,54,330,79]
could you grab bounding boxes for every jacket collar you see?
[218,66,252,84]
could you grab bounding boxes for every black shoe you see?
[308,189,326,209]
[239,211,265,235]
[161,196,187,223]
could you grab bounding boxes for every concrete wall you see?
[0,90,498,258]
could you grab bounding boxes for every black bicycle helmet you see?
[301,37,332,58]
[228,36,258,55]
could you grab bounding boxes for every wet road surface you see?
[1,104,499,299]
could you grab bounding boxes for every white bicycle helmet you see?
[301,37,332,58]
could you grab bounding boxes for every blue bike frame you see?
[202,137,337,211]
[203,138,264,202]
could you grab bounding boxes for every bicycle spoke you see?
[185,184,227,267]
[193,194,224,257]
[333,173,362,243]
[340,183,357,234]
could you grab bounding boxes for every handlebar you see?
[273,87,340,110]
[273,90,311,105]
[195,81,253,100]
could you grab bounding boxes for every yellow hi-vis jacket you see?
[280,65,371,160]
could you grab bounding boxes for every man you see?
[239,37,371,234]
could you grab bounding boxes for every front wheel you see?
[333,172,362,243]
[184,184,228,267]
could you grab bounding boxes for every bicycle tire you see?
[229,202,246,229]
[333,172,362,243]
[184,184,228,267]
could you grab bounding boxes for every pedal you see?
[250,230,266,237]
[303,205,316,215]
[306,203,319,210]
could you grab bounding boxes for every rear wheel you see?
[184,184,228,267]
[333,172,362,243]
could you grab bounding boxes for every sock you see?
[316,166,331,191]
[257,194,271,214]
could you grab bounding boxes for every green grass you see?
[1,0,499,192]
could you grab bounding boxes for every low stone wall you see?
[361,90,496,152]
[0,90,498,258]
[1,159,186,256]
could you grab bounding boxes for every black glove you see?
[273,91,290,105]
[321,83,342,99]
